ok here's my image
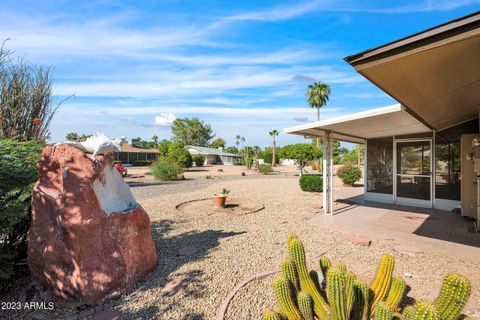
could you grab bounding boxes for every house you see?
[285,11,480,224]
[114,143,159,165]
[187,146,242,165]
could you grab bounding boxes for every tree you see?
[268,129,279,166]
[158,139,172,157]
[66,132,79,141]
[279,143,322,176]
[210,138,226,149]
[151,135,159,146]
[224,146,239,154]
[167,141,192,168]
[306,81,331,147]
[0,43,64,141]
[171,117,214,146]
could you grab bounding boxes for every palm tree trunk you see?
[316,107,321,148]
[272,139,276,166]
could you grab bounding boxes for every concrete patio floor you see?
[309,187,480,263]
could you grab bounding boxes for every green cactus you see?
[288,237,330,320]
[345,272,356,317]
[385,277,406,311]
[411,302,440,320]
[402,305,414,320]
[370,254,395,308]
[335,262,348,274]
[434,273,471,320]
[263,308,283,320]
[319,256,332,279]
[310,269,322,292]
[375,302,394,320]
[352,279,370,320]
[281,257,300,293]
[273,276,302,320]
[298,291,314,320]
[326,269,347,320]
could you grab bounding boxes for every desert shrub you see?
[337,164,362,186]
[132,159,154,166]
[167,142,193,168]
[192,154,205,167]
[233,160,242,165]
[0,139,44,282]
[258,164,273,174]
[151,160,183,180]
[299,175,323,192]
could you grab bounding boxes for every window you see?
[366,137,393,194]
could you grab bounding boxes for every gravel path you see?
[1,173,479,320]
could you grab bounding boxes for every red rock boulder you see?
[28,144,157,306]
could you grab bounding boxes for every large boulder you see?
[28,144,157,305]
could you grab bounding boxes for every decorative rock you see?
[161,279,187,297]
[347,234,372,247]
[91,310,122,320]
[178,245,199,256]
[276,218,288,225]
[217,169,224,172]
[28,144,157,306]
[404,272,413,278]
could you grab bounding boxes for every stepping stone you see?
[347,234,371,247]
[91,310,122,320]
[394,245,423,256]
[247,223,262,232]
[276,218,288,225]
[161,279,186,297]
[178,245,198,256]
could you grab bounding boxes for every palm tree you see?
[269,129,279,166]
[306,82,331,147]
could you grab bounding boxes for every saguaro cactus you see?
[273,276,302,320]
[385,277,407,311]
[288,237,330,320]
[434,273,471,320]
[327,269,347,320]
[298,291,314,320]
[370,254,395,308]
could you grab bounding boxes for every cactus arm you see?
[263,308,284,320]
[411,301,440,320]
[326,269,347,320]
[319,256,332,280]
[288,238,330,320]
[334,262,347,274]
[369,254,395,309]
[345,271,356,318]
[435,273,471,320]
[281,257,300,293]
[375,302,394,320]
[309,270,321,293]
[273,276,302,320]
[385,277,407,311]
[298,291,314,320]
[352,279,370,320]
[402,305,414,320]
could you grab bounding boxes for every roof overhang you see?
[345,11,480,131]
[284,104,430,143]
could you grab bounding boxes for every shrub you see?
[0,139,44,282]
[167,142,193,168]
[299,175,323,192]
[132,159,154,166]
[258,164,273,174]
[233,160,242,165]
[192,154,205,167]
[337,164,362,186]
[151,160,183,181]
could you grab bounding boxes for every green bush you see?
[336,164,362,186]
[258,164,273,174]
[192,154,205,167]
[233,160,242,165]
[132,159,154,166]
[151,160,183,181]
[299,175,323,192]
[167,142,193,168]
[0,139,44,282]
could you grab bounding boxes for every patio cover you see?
[283,104,430,143]
[344,11,480,131]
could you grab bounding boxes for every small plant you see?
[214,188,230,208]
[151,160,183,181]
[299,175,323,192]
[241,172,246,176]
[192,154,205,167]
[258,164,273,174]
[337,164,362,186]
[219,188,230,196]
[261,234,471,320]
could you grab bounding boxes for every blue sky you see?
[1,1,478,147]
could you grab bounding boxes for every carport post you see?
[322,132,334,214]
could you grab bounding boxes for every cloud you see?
[292,117,310,122]
[292,74,316,83]
[154,113,176,126]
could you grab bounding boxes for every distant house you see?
[187,146,242,165]
[114,143,159,165]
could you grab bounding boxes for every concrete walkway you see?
[309,188,480,262]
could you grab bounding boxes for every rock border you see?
[175,197,265,216]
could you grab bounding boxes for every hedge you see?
[299,175,323,192]
[192,154,205,167]
[258,164,273,174]
[336,164,362,186]
[132,159,154,166]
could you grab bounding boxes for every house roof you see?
[188,146,239,156]
[120,143,159,154]
[344,11,480,131]
[284,104,430,143]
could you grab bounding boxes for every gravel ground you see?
[1,171,479,320]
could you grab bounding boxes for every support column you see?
[322,132,334,214]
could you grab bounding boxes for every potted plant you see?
[213,188,230,208]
